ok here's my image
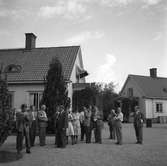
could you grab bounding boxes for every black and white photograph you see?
[0,0,166,166]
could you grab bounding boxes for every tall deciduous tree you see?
[41,58,69,133]
[102,82,118,120]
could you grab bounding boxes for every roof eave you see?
[143,96,167,100]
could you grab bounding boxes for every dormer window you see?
[5,64,22,73]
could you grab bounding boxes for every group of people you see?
[54,105,103,147]
[15,103,144,155]
[15,104,48,154]
[107,106,144,145]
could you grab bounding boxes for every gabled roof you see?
[122,74,167,99]
[0,46,80,83]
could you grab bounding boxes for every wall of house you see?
[70,50,85,84]
[121,77,146,115]
[69,51,86,106]
[121,77,144,98]
[8,84,44,109]
[145,99,167,119]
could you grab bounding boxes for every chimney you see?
[150,68,157,78]
[25,33,37,50]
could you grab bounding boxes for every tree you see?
[0,72,13,146]
[41,58,69,133]
[102,82,118,120]
[72,86,96,111]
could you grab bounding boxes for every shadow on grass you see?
[0,151,22,163]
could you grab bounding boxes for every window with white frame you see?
[29,92,43,110]
[156,103,163,113]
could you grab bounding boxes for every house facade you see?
[0,33,88,110]
[120,68,167,123]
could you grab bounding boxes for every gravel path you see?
[0,123,167,166]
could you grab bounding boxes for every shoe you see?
[26,149,31,154]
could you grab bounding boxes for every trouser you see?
[85,126,92,143]
[30,120,36,146]
[39,127,46,146]
[134,125,143,143]
[115,124,122,144]
[56,130,66,148]
[55,129,57,145]
[109,124,115,139]
[94,122,102,143]
[16,127,30,152]
[80,123,85,141]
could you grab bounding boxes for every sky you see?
[0,0,166,92]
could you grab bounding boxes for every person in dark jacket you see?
[16,104,31,154]
[38,105,48,146]
[93,106,103,144]
[107,109,116,139]
[56,105,68,148]
[84,105,92,143]
[54,105,60,145]
[79,107,85,141]
[133,106,144,144]
[29,105,37,146]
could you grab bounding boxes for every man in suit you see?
[107,109,116,139]
[54,105,60,145]
[115,107,123,145]
[56,105,68,148]
[134,106,144,144]
[16,104,31,154]
[79,107,85,141]
[84,105,92,143]
[93,106,103,144]
[29,105,37,147]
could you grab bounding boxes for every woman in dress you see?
[66,109,74,145]
[72,110,80,144]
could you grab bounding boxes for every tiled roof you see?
[129,75,167,98]
[0,46,80,83]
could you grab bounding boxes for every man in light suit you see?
[38,105,48,146]
[115,107,123,145]
[134,106,144,144]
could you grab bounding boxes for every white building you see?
[0,33,88,109]
[120,68,167,123]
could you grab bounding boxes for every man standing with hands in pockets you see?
[134,106,144,144]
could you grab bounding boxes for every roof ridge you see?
[129,74,167,79]
[0,45,80,51]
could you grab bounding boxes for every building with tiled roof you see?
[120,68,167,123]
[0,33,88,109]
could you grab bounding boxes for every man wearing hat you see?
[134,106,144,144]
